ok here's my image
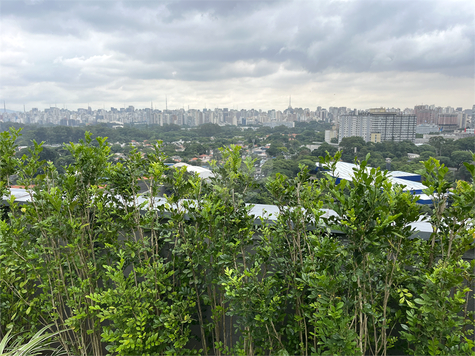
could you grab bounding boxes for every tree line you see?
[0,121,330,147]
[7,121,474,181]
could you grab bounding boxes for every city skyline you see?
[2,101,472,130]
[1,0,474,111]
[2,102,472,114]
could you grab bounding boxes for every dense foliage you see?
[0,122,328,148]
[5,122,474,183]
[1,128,474,355]
[339,136,475,179]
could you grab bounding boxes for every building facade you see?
[339,111,416,143]
[438,113,459,131]
[414,105,438,125]
[416,124,439,134]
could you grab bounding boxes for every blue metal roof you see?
[326,162,429,202]
[388,171,422,182]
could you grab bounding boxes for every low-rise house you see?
[407,153,420,159]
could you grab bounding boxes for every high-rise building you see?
[339,115,372,142]
[438,113,459,131]
[414,105,437,125]
[458,112,467,129]
[339,109,416,143]
[223,108,229,124]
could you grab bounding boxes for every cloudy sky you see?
[1,0,474,111]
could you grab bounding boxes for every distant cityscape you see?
[2,102,475,144]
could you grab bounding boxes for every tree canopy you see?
[1,128,474,356]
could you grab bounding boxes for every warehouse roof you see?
[3,187,433,240]
[324,161,429,201]
[173,163,214,179]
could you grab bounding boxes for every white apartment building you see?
[339,112,416,143]
[339,115,372,142]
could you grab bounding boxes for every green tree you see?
[198,123,222,137]
[311,142,338,158]
[436,156,451,167]
[450,150,473,168]
[2,128,475,356]
[339,136,366,161]
[17,145,58,164]
[183,143,207,157]
[319,152,421,355]
[262,158,299,177]
[419,150,436,161]
[429,136,446,156]
[0,128,21,189]
[265,144,283,157]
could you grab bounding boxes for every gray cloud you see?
[164,0,283,21]
[1,0,473,109]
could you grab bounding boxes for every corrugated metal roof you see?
[388,171,421,178]
[327,161,428,197]
[173,163,214,179]
[3,187,433,239]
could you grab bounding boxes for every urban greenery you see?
[1,128,474,355]
[4,122,475,183]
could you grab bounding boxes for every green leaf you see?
[414,298,425,305]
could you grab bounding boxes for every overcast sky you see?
[1,0,474,111]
